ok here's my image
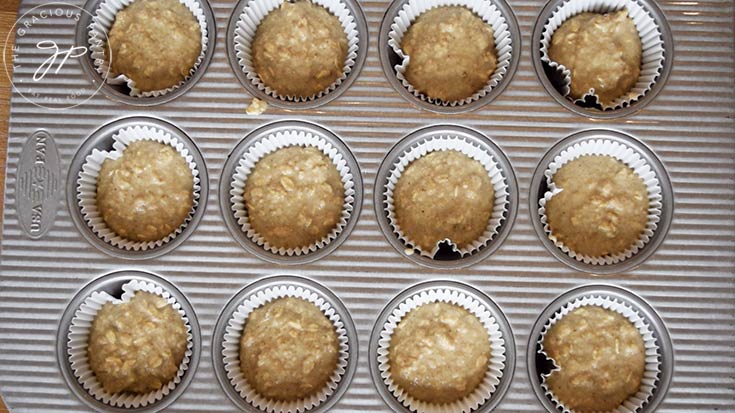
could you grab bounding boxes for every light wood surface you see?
[1,1,20,411]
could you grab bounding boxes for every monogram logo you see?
[3,2,108,110]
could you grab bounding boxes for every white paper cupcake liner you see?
[233,0,360,102]
[230,130,355,256]
[221,284,350,413]
[77,125,201,251]
[67,279,194,409]
[538,138,662,265]
[539,0,665,110]
[377,288,506,413]
[537,295,661,413]
[89,0,209,97]
[388,0,514,106]
[384,136,509,258]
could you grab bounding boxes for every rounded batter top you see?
[107,0,201,92]
[389,302,490,404]
[401,6,497,102]
[393,150,494,252]
[543,306,646,412]
[545,155,648,257]
[96,140,194,242]
[88,291,188,394]
[548,10,642,106]
[244,146,343,250]
[239,297,339,401]
[252,0,347,98]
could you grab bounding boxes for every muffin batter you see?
[239,297,339,401]
[545,155,648,257]
[252,0,347,98]
[88,292,188,394]
[107,0,201,92]
[543,306,646,412]
[244,146,343,250]
[393,150,494,252]
[548,10,642,105]
[96,140,194,242]
[389,302,490,403]
[401,6,497,102]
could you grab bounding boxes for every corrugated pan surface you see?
[1,0,734,411]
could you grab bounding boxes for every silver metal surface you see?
[1,0,734,412]
[225,0,370,109]
[528,129,675,274]
[525,283,674,413]
[373,124,518,268]
[65,116,210,260]
[75,0,218,106]
[368,280,516,413]
[218,120,364,265]
[531,0,675,118]
[377,0,521,113]
[211,275,359,413]
[55,270,202,413]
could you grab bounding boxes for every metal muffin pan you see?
[218,120,363,265]
[528,129,674,274]
[526,283,674,413]
[531,0,675,118]
[65,115,210,260]
[211,275,359,413]
[378,0,521,114]
[368,279,516,413]
[225,0,370,110]
[75,0,218,106]
[1,0,733,411]
[55,270,202,413]
[373,124,519,269]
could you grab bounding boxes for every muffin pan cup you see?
[529,129,673,274]
[384,132,509,259]
[227,0,368,109]
[369,280,516,413]
[532,0,674,118]
[386,0,516,110]
[538,295,660,413]
[374,124,518,269]
[527,284,674,413]
[378,0,520,113]
[76,0,217,106]
[67,279,194,409]
[56,270,202,413]
[219,120,363,265]
[67,116,209,260]
[212,275,359,413]
[538,136,663,266]
[76,123,202,252]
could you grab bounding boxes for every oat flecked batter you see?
[88,292,188,394]
[545,155,648,257]
[252,0,347,98]
[244,146,343,250]
[96,140,194,242]
[393,150,494,252]
[389,302,490,403]
[239,297,339,401]
[107,0,201,92]
[543,306,645,412]
[548,10,642,106]
[401,6,497,102]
